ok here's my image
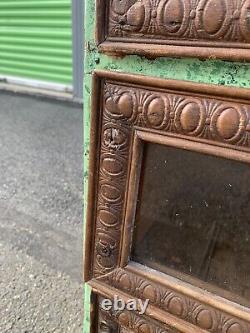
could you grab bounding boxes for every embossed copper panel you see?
[97,0,250,61]
[85,71,250,332]
[96,295,181,333]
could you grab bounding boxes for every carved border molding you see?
[85,71,250,333]
[103,82,250,146]
[97,296,180,333]
[96,0,250,61]
[99,268,250,333]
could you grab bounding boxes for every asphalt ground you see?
[0,91,83,332]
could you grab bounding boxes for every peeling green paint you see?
[83,284,91,333]
[83,0,250,331]
[86,51,250,88]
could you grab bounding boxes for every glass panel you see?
[132,143,250,305]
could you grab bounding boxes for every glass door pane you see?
[132,143,250,305]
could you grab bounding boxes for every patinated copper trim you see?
[96,0,250,61]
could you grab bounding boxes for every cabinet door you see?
[84,71,250,332]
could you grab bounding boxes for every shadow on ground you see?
[0,92,83,333]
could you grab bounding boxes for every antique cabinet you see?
[83,1,250,332]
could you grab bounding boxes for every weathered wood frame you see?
[96,0,250,61]
[85,70,250,332]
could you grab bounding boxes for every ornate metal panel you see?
[96,295,182,333]
[96,0,250,61]
[85,71,250,333]
[99,267,250,332]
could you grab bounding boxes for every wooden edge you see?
[107,37,250,49]
[89,279,207,333]
[136,130,250,163]
[99,41,250,63]
[135,128,250,153]
[83,73,102,282]
[95,0,107,46]
[119,132,144,267]
[126,263,250,323]
[94,69,250,102]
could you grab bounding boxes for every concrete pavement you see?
[0,91,83,332]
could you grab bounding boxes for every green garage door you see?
[0,0,72,86]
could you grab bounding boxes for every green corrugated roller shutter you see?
[0,0,73,85]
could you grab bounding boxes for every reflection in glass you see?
[132,143,250,305]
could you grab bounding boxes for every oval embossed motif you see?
[99,209,118,227]
[119,273,132,292]
[112,0,130,14]
[179,102,201,132]
[101,184,121,202]
[226,322,244,333]
[146,97,165,127]
[105,96,118,115]
[118,93,134,118]
[240,0,250,42]
[196,309,213,329]
[175,99,204,135]
[163,0,184,32]
[142,284,157,303]
[157,0,188,35]
[126,2,145,30]
[202,0,227,34]
[102,155,123,176]
[137,323,150,333]
[168,296,184,316]
[216,107,240,139]
[117,312,129,327]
